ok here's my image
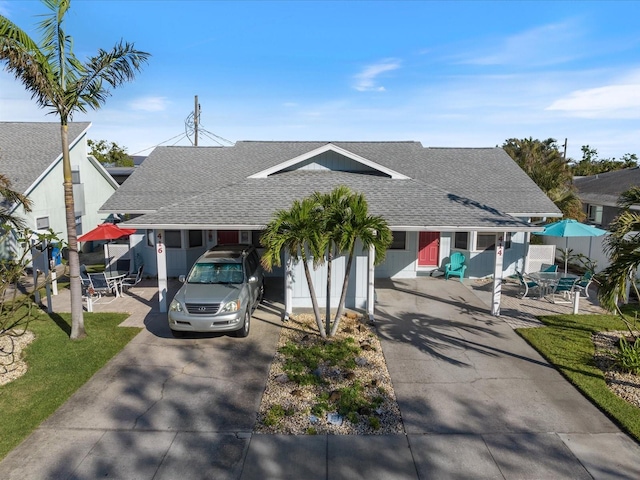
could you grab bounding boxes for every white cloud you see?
[547,80,640,119]
[456,20,584,67]
[128,96,169,112]
[353,59,401,92]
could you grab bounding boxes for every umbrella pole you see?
[565,237,569,274]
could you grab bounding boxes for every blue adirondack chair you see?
[444,252,467,282]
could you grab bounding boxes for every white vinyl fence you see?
[524,245,556,273]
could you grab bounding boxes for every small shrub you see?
[615,336,640,375]
[264,404,287,426]
[306,427,317,435]
[368,416,381,430]
[346,411,359,424]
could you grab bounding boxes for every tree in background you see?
[0,0,150,339]
[88,139,134,167]
[571,145,637,177]
[502,137,584,220]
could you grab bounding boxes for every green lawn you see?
[517,310,640,443]
[0,311,141,460]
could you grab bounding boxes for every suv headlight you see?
[169,299,183,312]
[221,299,240,313]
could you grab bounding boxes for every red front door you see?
[217,230,238,245]
[418,232,439,267]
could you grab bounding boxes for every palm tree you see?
[312,186,352,336]
[330,191,391,336]
[599,187,640,332]
[261,197,328,338]
[0,0,150,339]
[0,173,32,228]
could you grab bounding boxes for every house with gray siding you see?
[100,141,560,317]
[574,167,640,229]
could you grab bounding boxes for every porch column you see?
[284,253,293,321]
[155,229,168,313]
[367,243,375,321]
[491,233,506,316]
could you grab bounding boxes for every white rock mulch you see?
[592,330,640,408]
[0,330,35,386]
[255,312,404,435]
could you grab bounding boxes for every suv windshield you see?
[186,262,244,284]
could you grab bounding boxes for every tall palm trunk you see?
[302,256,325,339]
[61,123,85,339]
[331,243,356,337]
[325,245,332,336]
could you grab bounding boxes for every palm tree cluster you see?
[261,186,392,338]
[599,187,640,321]
[1,0,149,339]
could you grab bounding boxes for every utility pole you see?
[563,138,568,161]
[194,95,199,147]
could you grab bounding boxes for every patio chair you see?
[574,271,595,300]
[444,252,467,282]
[540,264,558,273]
[88,272,116,298]
[549,276,579,304]
[516,271,540,299]
[121,264,144,292]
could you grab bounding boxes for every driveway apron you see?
[374,277,640,480]
[0,284,283,480]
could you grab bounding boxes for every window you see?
[240,231,250,244]
[36,216,50,230]
[72,169,81,184]
[188,230,203,248]
[165,230,182,248]
[146,230,154,247]
[588,205,603,225]
[454,232,469,250]
[476,233,496,251]
[390,231,406,250]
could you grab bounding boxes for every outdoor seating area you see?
[79,262,144,312]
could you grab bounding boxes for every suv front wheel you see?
[235,309,250,338]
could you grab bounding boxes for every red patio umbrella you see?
[78,223,136,242]
[78,223,137,274]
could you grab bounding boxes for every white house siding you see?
[290,254,356,309]
[375,231,418,279]
[27,135,115,243]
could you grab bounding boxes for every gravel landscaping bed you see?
[255,312,404,435]
[0,330,35,386]
[592,330,640,408]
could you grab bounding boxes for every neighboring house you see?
[100,141,560,315]
[574,167,640,229]
[0,122,119,258]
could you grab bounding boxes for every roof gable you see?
[248,143,410,179]
[0,122,91,194]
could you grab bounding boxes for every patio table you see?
[104,270,128,298]
[528,272,578,299]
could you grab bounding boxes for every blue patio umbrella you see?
[535,219,608,274]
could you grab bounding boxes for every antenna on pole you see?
[194,95,199,147]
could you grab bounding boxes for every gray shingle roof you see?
[0,122,90,194]
[103,141,559,230]
[574,167,640,206]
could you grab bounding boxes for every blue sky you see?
[1,0,639,161]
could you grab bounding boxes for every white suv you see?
[168,244,264,338]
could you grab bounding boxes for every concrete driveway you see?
[1,276,640,479]
[374,277,640,479]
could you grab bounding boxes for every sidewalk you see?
[1,277,639,479]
